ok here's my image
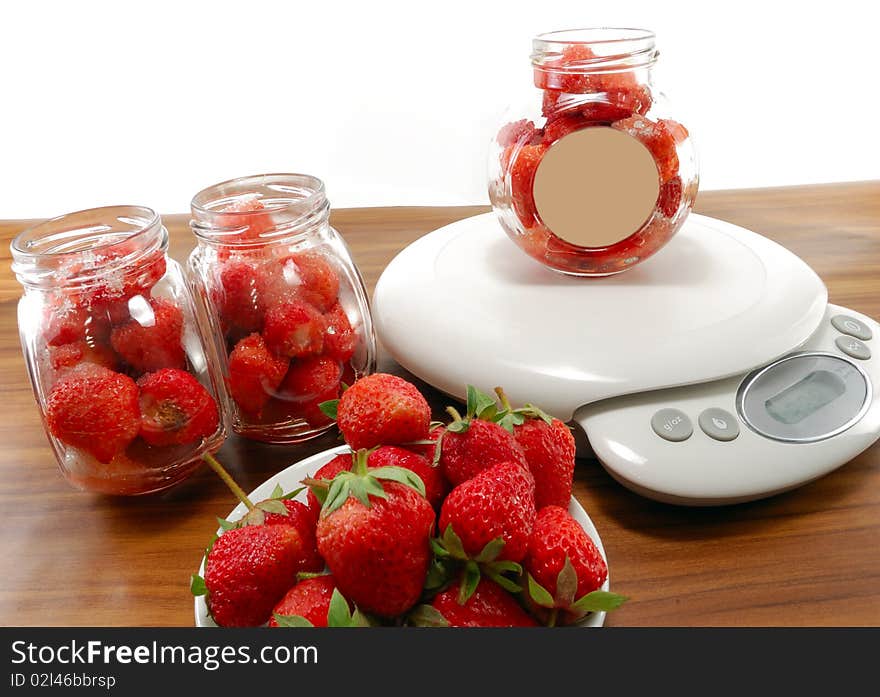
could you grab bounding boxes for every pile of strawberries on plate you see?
[192,373,626,627]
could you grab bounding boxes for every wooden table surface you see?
[1,182,879,627]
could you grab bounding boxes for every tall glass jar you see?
[489,28,699,276]
[11,206,227,495]
[188,173,376,444]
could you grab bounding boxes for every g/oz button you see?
[698,408,740,441]
[831,315,872,341]
[650,409,693,442]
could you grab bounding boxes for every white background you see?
[1,0,878,218]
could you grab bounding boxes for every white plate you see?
[195,444,611,627]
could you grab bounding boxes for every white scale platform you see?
[373,214,880,505]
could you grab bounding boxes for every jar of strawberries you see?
[489,28,698,276]
[11,206,227,495]
[188,173,376,443]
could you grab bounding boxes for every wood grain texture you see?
[1,182,878,627]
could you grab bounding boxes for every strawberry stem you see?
[202,452,254,511]
[301,476,330,490]
[494,386,513,413]
[446,406,464,422]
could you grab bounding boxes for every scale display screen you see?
[765,370,846,425]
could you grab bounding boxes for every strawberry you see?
[109,298,186,373]
[438,386,528,487]
[136,368,219,447]
[523,505,625,625]
[49,340,118,373]
[438,460,536,565]
[213,258,266,336]
[408,423,445,464]
[198,524,307,627]
[45,363,141,464]
[43,297,111,347]
[368,445,447,510]
[216,197,274,241]
[270,578,370,628]
[496,119,539,148]
[658,176,683,218]
[273,355,342,426]
[413,577,538,627]
[331,373,431,450]
[262,299,325,358]
[508,143,545,226]
[313,449,435,617]
[322,302,357,363]
[274,251,340,312]
[496,389,575,510]
[612,114,680,181]
[227,333,289,416]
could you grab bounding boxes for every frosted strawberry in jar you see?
[489,28,698,276]
[11,206,226,495]
[188,173,376,443]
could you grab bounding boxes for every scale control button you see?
[698,408,740,441]
[831,315,872,341]
[835,335,871,360]
[651,409,693,442]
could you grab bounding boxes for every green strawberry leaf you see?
[458,562,481,604]
[516,402,555,425]
[569,590,629,613]
[280,486,306,500]
[216,517,237,532]
[526,573,555,609]
[424,557,455,591]
[446,419,469,434]
[431,430,444,466]
[556,556,579,607]
[496,411,526,434]
[319,399,339,421]
[327,588,351,627]
[488,573,522,594]
[367,466,426,498]
[190,574,207,597]
[474,536,506,564]
[439,525,467,560]
[269,483,284,499]
[272,613,314,628]
[349,608,372,628]
[257,499,288,516]
[466,385,498,420]
[408,604,449,627]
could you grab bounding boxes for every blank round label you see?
[533,127,660,248]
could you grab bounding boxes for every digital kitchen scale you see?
[372,213,880,505]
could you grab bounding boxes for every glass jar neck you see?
[11,205,167,291]
[532,27,657,85]
[189,173,331,250]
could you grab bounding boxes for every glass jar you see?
[188,173,376,443]
[11,206,227,495]
[488,28,699,276]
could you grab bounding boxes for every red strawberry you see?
[335,373,431,450]
[269,576,337,627]
[425,577,538,627]
[523,505,624,625]
[45,363,141,463]
[214,258,266,336]
[273,355,342,426]
[438,461,536,564]
[49,340,118,373]
[262,299,325,358]
[322,302,357,363]
[496,119,539,147]
[368,445,447,509]
[201,524,306,627]
[136,368,219,447]
[43,297,111,347]
[408,423,445,463]
[439,418,528,487]
[236,498,324,573]
[508,143,545,226]
[612,114,680,181]
[110,298,186,373]
[216,197,274,241]
[305,453,352,520]
[275,251,340,312]
[314,450,435,617]
[658,176,683,218]
[495,391,575,510]
[227,333,289,416]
